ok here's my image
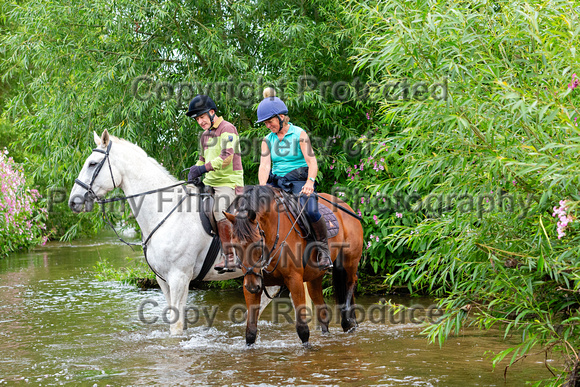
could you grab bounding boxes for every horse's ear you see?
[223,212,236,224]
[248,209,257,223]
[100,129,110,147]
[94,131,101,146]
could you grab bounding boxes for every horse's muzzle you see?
[68,193,94,213]
[244,275,263,294]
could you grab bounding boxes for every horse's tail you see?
[332,251,348,307]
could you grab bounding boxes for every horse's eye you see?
[88,161,98,168]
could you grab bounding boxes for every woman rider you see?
[256,88,332,271]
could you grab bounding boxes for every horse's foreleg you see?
[157,275,171,305]
[167,272,190,336]
[244,290,262,345]
[306,277,330,334]
[287,277,310,345]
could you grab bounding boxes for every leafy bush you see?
[341,0,580,383]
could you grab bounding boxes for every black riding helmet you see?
[186,95,218,124]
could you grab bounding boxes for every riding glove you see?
[188,165,207,182]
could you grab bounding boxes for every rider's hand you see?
[301,180,315,195]
[188,165,207,182]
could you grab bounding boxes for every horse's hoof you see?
[302,341,312,349]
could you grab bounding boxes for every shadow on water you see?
[0,234,558,386]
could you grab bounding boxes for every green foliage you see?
[343,0,580,383]
[94,257,155,285]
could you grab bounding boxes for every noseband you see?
[74,141,117,200]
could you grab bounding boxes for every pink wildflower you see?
[553,200,575,239]
[568,73,579,90]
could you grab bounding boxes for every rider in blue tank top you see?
[256,88,332,271]
[265,123,308,176]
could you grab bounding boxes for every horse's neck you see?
[115,145,192,235]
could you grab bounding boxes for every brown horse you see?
[224,185,363,345]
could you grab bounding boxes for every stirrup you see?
[214,254,237,274]
[318,255,333,271]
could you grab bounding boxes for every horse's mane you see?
[110,135,178,182]
[231,185,277,242]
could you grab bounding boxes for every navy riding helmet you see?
[256,88,288,127]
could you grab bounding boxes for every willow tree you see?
[1,0,375,238]
[341,0,580,384]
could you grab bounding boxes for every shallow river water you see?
[0,234,556,386]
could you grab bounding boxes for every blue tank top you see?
[265,123,309,176]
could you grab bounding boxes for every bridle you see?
[238,210,281,282]
[74,141,117,202]
[239,195,310,295]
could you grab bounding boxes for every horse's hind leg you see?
[333,249,358,333]
[343,281,357,333]
[306,277,330,334]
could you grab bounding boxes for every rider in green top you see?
[186,94,243,273]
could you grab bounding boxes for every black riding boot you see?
[310,217,333,271]
[214,218,238,273]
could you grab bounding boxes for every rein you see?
[73,141,209,281]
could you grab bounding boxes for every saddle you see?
[276,189,340,239]
[193,181,233,236]
[198,186,217,235]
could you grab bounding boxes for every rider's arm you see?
[299,131,318,194]
[258,139,271,185]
